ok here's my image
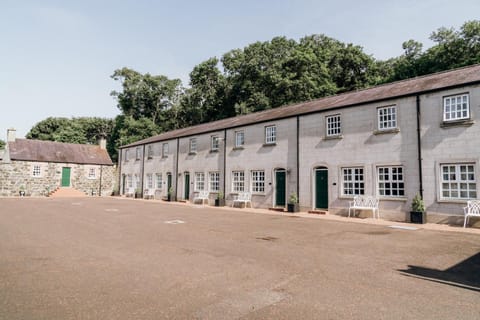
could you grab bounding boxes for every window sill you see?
[146,157,153,160]
[161,156,168,159]
[251,193,265,196]
[373,128,400,135]
[188,152,197,156]
[338,195,357,200]
[232,146,244,150]
[437,199,470,204]
[323,134,343,141]
[440,119,474,128]
[263,143,276,147]
[210,149,219,153]
[378,196,408,202]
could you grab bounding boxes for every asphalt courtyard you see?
[0,197,479,320]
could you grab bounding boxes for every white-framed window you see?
[147,145,153,159]
[326,114,341,137]
[232,171,245,192]
[156,173,163,189]
[211,135,219,151]
[195,172,205,191]
[377,106,397,130]
[441,164,476,199]
[134,174,139,189]
[189,138,197,153]
[124,150,129,162]
[146,174,153,189]
[135,147,141,160]
[251,170,265,193]
[88,167,96,179]
[342,167,364,196]
[377,166,404,197]
[235,131,245,148]
[265,125,276,144]
[209,171,220,192]
[32,165,41,177]
[443,94,469,121]
[162,143,169,157]
[127,175,133,188]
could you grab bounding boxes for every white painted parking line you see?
[105,208,119,212]
[71,202,82,206]
[389,225,418,230]
[164,220,186,224]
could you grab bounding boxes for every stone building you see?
[118,64,480,225]
[0,129,115,197]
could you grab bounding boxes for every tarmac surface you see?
[0,197,479,319]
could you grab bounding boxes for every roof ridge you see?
[14,138,102,148]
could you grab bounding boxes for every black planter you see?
[410,211,426,224]
[287,203,300,213]
[215,199,225,207]
[19,191,25,197]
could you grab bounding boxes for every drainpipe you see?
[296,116,300,200]
[175,138,180,201]
[99,165,103,196]
[140,145,146,198]
[223,129,227,196]
[118,149,122,195]
[416,95,424,198]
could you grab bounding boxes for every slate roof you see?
[8,139,113,165]
[122,63,480,148]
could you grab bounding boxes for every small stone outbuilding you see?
[0,129,115,197]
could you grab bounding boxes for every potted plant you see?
[215,191,225,207]
[167,186,174,201]
[287,192,300,213]
[134,188,141,199]
[19,185,26,197]
[410,193,426,224]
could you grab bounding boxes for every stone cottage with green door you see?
[0,129,115,197]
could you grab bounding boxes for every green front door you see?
[184,173,190,200]
[167,173,172,192]
[275,170,286,207]
[315,168,328,209]
[61,167,71,187]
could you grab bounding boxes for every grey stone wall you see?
[0,160,115,197]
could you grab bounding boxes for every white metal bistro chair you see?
[463,200,480,228]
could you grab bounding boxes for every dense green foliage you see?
[388,20,480,81]
[27,117,114,145]
[0,139,5,150]
[27,20,480,162]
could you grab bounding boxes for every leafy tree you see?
[0,139,5,149]
[110,68,183,131]
[26,117,115,158]
[389,20,480,81]
[108,115,159,162]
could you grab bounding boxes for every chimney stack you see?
[98,136,107,150]
[7,128,16,142]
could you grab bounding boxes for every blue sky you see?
[1,0,479,140]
